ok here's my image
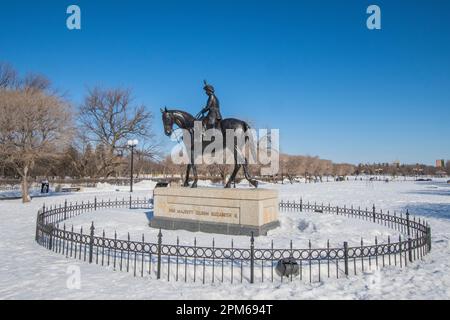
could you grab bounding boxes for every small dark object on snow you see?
[447,180,450,184]
[61,187,81,192]
[275,258,299,278]
[155,181,169,188]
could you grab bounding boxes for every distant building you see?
[392,160,400,168]
[436,159,445,168]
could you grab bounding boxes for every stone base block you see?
[151,187,280,236]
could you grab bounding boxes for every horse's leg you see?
[191,164,198,188]
[183,164,191,187]
[189,131,198,188]
[225,143,241,188]
[225,163,240,188]
[242,161,258,188]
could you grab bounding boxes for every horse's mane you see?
[168,109,196,122]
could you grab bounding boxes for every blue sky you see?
[1,0,449,164]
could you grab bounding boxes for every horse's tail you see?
[243,122,257,164]
[242,122,251,145]
[243,122,250,141]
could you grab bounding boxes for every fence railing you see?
[35,197,431,284]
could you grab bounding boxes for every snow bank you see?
[1,180,450,299]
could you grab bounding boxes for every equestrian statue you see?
[161,81,258,189]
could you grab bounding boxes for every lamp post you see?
[127,139,139,192]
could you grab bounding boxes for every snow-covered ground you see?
[1,179,449,299]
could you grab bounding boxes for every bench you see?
[61,187,81,192]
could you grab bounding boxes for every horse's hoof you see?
[183,182,190,187]
[251,180,258,188]
[224,184,231,189]
[191,183,198,188]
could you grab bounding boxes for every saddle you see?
[202,118,222,132]
[196,112,221,132]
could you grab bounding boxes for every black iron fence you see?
[35,197,431,284]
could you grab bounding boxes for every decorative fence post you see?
[35,211,40,242]
[89,221,95,263]
[49,226,53,251]
[343,241,349,276]
[129,195,132,209]
[94,197,97,211]
[64,200,67,220]
[372,204,376,223]
[300,198,302,212]
[42,204,46,224]
[157,229,162,279]
[406,210,412,262]
[406,210,411,237]
[250,232,255,284]
[427,225,432,251]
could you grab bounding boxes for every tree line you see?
[1,62,448,202]
[0,62,158,202]
[355,162,448,177]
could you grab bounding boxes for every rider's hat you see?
[203,80,215,93]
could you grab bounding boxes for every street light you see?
[127,139,139,192]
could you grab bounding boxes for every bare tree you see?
[20,73,52,92]
[0,89,72,202]
[279,154,300,183]
[0,62,17,88]
[78,87,156,177]
[130,144,162,178]
[317,159,332,181]
[206,163,231,184]
[160,155,184,179]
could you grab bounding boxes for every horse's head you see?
[160,107,174,136]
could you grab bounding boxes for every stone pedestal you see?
[151,187,279,236]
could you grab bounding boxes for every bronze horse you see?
[161,108,258,188]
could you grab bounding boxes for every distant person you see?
[41,179,49,193]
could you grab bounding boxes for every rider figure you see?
[198,80,222,131]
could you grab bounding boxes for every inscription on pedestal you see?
[166,204,239,224]
[151,187,280,236]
